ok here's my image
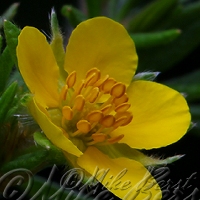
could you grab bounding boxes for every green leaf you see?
[155,1,200,31]
[4,20,21,66]
[50,9,67,81]
[0,3,19,29]
[164,69,200,101]
[85,0,102,18]
[33,132,66,165]
[128,0,178,32]
[137,19,200,72]
[116,0,146,21]
[0,35,2,53]
[0,149,48,174]
[0,82,18,124]
[61,5,87,27]
[0,47,14,93]
[130,29,181,49]
[133,71,160,81]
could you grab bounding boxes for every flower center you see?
[60,68,133,146]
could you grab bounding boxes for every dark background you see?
[1,0,200,199]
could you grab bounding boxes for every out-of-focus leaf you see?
[0,82,18,124]
[116,0,146,21]
[0,3,19,29]
[0,47,14,93]
[131,29,181,49]
[4,20,21,66]
[164,70,200,101]
[61,5,87,27]
[0,149,48,173]
[190,105,200,120]
[138,18,200,72]
[128,0,178,32]
[156,1,200,30]
[0,35,2,53]
[107,0,119,19]
[85,0,102,18]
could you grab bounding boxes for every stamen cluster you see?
[59,68,133,146]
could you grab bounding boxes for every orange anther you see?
[88,87,99,103]
[107,134,124,144]
[113,93,128,106]
[115,103,131,113]
[85,68,101,86]
[75,80,85,95]
[66,71,76,88]
[76,120,91,133]
[87,110,103,122]
[92,133,107,142]
[94,75,109,87]
[116,112,133,126]
[100,104,113,115]
[62,106,73,120]
[73,95,85,111]
[113,116,128,128]
[101,115,115,128]
[101,78,116,93]
[60,85,68,100]
[110,82,126,98]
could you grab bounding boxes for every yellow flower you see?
[17,17,190,199]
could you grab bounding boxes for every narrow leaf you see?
[4,20,21,66]
[0,35,2,53]
[0,150,48,173]
[0,47,14,93]
[165,69,200,101]
[0,3,19,29]
[85,0,102,18]
[61,5,87,27]
[128,0,178,32]
[0,82,18,124]
[130,29,181,49]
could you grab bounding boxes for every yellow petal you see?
[64,17,137,86]
[17,26,60,108]
[28,98,83,157]
[112,80,191,149]
[77,147,161,199]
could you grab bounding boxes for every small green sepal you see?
[133,71,160,81]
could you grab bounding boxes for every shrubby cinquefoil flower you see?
[17,17,190,199]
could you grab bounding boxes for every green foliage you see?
[0,47,14,93]
[130,29,181,49]
[61,5,87,27]
[0,3,19,29]
[127,0,178,32]
[0,82,18,124]
[4,20,21,66]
